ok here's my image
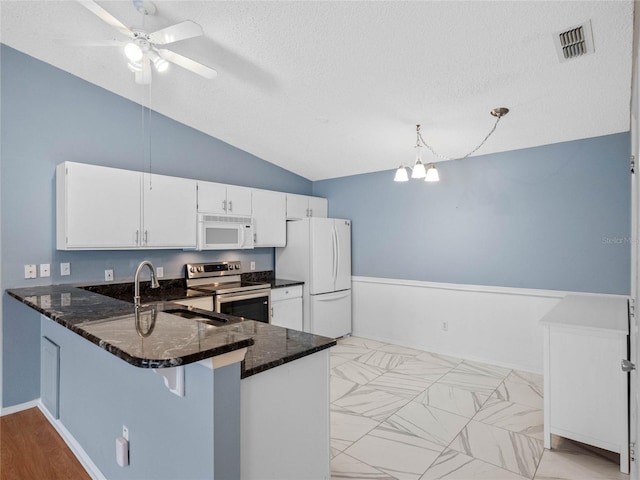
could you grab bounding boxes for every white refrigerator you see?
[276,218,352,338]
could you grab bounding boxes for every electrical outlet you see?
[250,261,256,271]
[60,262,71,276]
[105,269,114,282]
[24,264,37,279]
[441,321,449,332]
[156,267,164,278]
[40,264,50,278]
[122,425,129,441]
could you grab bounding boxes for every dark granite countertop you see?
[6,281,334,377]
[241,270,304,289]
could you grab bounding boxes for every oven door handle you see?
[215,290,271,310]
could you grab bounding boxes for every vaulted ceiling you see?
[0,1,634,180]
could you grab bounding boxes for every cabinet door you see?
[271,297,303,331]
[226,186,252,216]
[59,162,141,249]
[308,197,328,218]
[286,194,310,220]
[142,174,197,248]
[252,190,286,247]
[197,181,227,214]
[41,336,60,419]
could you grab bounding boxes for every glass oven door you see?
[215,290,271,323]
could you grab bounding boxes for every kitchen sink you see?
[162,308,228,325]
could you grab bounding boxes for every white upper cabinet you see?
[251,190,286,247]
[286,194,328,220]
[57,162,329,251]
[57,162,196,250]
[57,162,141,249]
[142,173,197,249]
[198,181,252,216]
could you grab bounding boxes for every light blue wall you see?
[42,316,239,479]
[0,44,311,407]
[313,132,631,294]
[1,44,312,290]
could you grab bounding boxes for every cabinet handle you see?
[309,208,313,217]
[144,230,148,245]
[222,200,227,212]
[228,200,233,212]
[306,208,309,217]
[271,307,274,318]
[253,233,257,243]
[135,230,139,245]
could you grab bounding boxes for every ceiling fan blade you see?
[76,0,133,38]
[157,49,217,79]
[148,21,203,45]
[54,38,125,48]
[135,57,152,85]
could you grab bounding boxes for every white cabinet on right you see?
[540,294,629,474]
[271,285,303,331]
[286,194,327,220]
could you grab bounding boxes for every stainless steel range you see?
[185,261,271,323]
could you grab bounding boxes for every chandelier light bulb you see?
[394,165,409,182]
[411,158,426,179]
[124,42,143,62]
[425,164,440,182]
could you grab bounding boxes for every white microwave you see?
[197,214,254,250]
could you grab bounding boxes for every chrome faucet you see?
[134,260,160,308]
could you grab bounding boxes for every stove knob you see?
[198,266,204,273]
[234,265,240,270]
[189,267,195,273]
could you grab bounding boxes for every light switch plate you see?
[24,264,37,279]
[156,267,164,278]
[105,269,114,282]
[40,264,50,278]
[60,262,71,276]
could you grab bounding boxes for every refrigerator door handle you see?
[331,226,339,285]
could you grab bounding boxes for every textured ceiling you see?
[0,1,634,180]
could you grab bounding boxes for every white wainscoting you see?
[352,277,627,373]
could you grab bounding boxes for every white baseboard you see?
[37,402,106,480]
[1,399,39,416]
[351,277,625,373]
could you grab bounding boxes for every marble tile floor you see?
[330,336,627,480]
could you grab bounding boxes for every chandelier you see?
[394,107,510,183]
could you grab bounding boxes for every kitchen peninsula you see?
[6,282,335,480]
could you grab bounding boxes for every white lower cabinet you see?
[270,285,303,330]
[541,294,629,474]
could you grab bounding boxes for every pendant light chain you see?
[393,107,509,183]
[416,113,504,161]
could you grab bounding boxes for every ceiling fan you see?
[77,0,217,85]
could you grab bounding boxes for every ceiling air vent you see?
[553,20,595,62]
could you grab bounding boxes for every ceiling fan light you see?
[124,42,143,62]
[127,60,143,72]
[394,165,409,182]
[153,57,169,73]
[425,164,440,182]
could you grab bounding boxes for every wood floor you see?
[1,407,90,480]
